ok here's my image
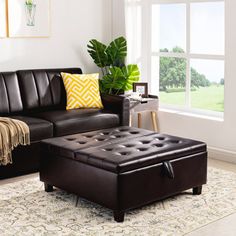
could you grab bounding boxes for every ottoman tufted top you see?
[41,126,206,173]
[41,126,153,158]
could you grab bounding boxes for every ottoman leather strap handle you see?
[163,161,175,179]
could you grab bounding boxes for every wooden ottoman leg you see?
[114,211,125,223]
[44,183,54,192]
[193,186,202,195]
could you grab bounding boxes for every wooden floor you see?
[0,158,236,235]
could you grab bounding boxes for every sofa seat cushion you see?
[33,109,120,137]
[9,116,53,142]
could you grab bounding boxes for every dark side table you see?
[129,95,159,132]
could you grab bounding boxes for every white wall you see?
[112,0,236,161]
[0,0,112,73]
[112,0,126,38]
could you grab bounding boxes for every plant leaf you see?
[121,64,140,91]
[106,36,127,67]
[102,67,125,92]
[87,39,109,68]
[100,65,140,94]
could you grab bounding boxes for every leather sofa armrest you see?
[101,94,130,126]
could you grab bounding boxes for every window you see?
[126,0,225,116]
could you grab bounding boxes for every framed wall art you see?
[0,0,7,37]
[8,0,50,38]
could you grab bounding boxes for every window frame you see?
[131,0,225,118]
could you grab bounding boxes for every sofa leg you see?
[193,186,202,195]
[44,183,53,192]
[75,196,79,207]
[114,211,125,223]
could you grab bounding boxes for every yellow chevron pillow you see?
[61,72,103,110]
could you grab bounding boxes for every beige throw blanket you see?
[0,118,30,166]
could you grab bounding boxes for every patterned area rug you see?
[0,167,236,236]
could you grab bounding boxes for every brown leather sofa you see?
[0,68,130,179]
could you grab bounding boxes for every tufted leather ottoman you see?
[40,126,207,222]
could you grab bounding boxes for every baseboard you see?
[208,146,236,164]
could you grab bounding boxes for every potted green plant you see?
[87,36,140,95]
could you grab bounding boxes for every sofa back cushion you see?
[17,68,82,113]
[0,72,23,115]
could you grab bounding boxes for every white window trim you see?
[159,105,224,120]
[149,0,225,118]
[151,0,223,4]
[126,0,225,118]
